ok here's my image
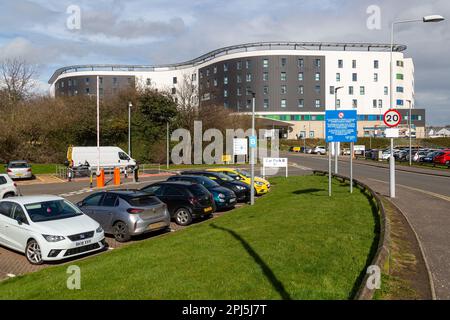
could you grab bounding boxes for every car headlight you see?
[42,234,65,242]
[218,193,226,199]
[235,185,245,190]
[96,226,103,233]
[255,181,264,186]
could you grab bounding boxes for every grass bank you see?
[0,175,378,300]
[0,164,61,175]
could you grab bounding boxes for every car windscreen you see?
[197,177,219,188]
[25,200,83,222]
[214,172,234,181]
[9,163,28,169]
[188,184,209,197]
[126,195,161,207]
[235,169,250,177]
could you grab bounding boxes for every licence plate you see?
[75,239,91,247]
[16,173,23,177]
[204,207,213,213]
[148,222,166,230]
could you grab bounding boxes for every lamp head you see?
[423,15,445,23]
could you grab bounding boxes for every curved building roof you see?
[49,41,407,84]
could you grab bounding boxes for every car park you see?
[433,151,450,166]
[76,190,171,242]
[180,171,250,202]
[5,161,32,180]
[313,146,326,155]
[422,151,440,163]
[0,195,106,265]
[140,181,215,226]
[168,175,236,210]
[0,174,18,199]
[207,168,271,195]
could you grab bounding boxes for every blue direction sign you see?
[249,135,257,149]
[325,110,358,143]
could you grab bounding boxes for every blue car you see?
[167,175,237,210]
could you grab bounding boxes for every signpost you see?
[383,109,402,198]
[325,110,358,196]
[262,158,288,178]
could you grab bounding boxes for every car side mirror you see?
[76,201,84,207]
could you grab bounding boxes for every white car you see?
[6,161,33,180]
[0,195,106,264]
[313,146,327,155]
[0,174,18,199]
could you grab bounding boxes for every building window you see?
[315,99,321,108]
[314,59,321,68]
[349,86,354,95]
[224,63,228,72]
[224,76,228,85]
[85,88,90,94]
[396,60,404,67]
[171,88,176,95]
[374,60,379,69]
[352,73,357,81]
[352,99,358,108]
[298,99,304,108]
[246,74,252,82]
[330,86,335,95]
[246,87,252,96]
[113,78,118,86]
[263,86,269,95]
[263,59,269,68]
[237,75,242,83]
[374,73,378,82]
[173,77,177,84]
[336,99,341,109]
[68,79,72,87]
[309,131,315,138]
[352,60,357,68]
[213,66,217,74]
[263,72,269,81]
[85,77,90,85]
[397,99,404,106]
[396,73,404,80]
[315,73,320,81]
[224,89,228,98]
[200,71,203,79]
[338,60,343,68]
[245,100,251,108]
[298,72,304,81]
[206,69,210,76]
[373,99,377,108]
[384,87,389,95]
[61,81,65,88]
[236,61,242,70]
[396,86,404,93]
[336,73,341,82]
[237,87,242,96]
[315,85,321,94]
[298,85,304,94]
[214,79,218,87]
[281,99,287,108]
[281,58,287,67]
[281,85,287,94]
[206,80,210,88]
[192,74,197,82]
[263,99,269,108]
[360,86,365,95]
[378,100,383,108]
[298,59,304,68]
[146,78,151,86]
[246,60,251,69]
[224,101,229,108]
[281,72,287,81]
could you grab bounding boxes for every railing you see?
[312,170,390,300]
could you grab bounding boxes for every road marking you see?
[7,274,16,278]
[368,178,450,202]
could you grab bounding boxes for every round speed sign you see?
[383,109,402,127]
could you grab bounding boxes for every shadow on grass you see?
[292,188,324,195]
[348,188,381,299]
[210,224,292,300]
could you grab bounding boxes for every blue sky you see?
[1,0,449,125]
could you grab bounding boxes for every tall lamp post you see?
[406,99,412,166]
[389,14,445,198]
[96,76,100,175]
[334,86,344,174]
[128,101,132,157]
[250,92,256,206]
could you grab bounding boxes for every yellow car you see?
[207,168,271,195]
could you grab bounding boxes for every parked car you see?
[76,190,171,242]
[381,150,391,160]
[5,161,32,180]
[140,181,215,226]
[0,174,18,199]
[341,148,351,156]
[289,146,301,153]
[422,151,440,163]
[207,168,271,195]
[180,171,250,202]
[434,151,450,166]
[168,175,236,210]
[0,195,106,264]
[412,151,429,162]
[313,146,326,155]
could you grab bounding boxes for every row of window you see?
[230,99,323,110]
[57,77,133,89]
[262,113,418,123]
[337,59,404,69]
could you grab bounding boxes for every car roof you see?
[171,175,207,180]
[8,160,28,164]
[1,195,64,205]
[102,189,150,197]
[152,181,194,186]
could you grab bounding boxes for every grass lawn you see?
[0,175,378,300]
[0,164,61,175]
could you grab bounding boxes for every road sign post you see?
[383,109,402,199]
[325,110,358,196]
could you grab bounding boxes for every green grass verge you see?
[0,164,61,175]
[0,175,378,300]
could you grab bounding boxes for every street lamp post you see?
[250,92,256,206]
[334,86,344,174]
[389,14,445,198]
[407,99,412,166]
[128,102,132,157]
[166,121,170,169]
[96,76,100,175]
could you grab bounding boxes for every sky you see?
[1,0,449,125]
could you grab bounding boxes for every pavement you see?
[284,152,450,299]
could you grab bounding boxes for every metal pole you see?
[96,75,100,175]
[250,94,256,205]
[328,142,332,197]
[389,23,396,198]
[166,121,170,169]
[334,90,338,174]
[128,102,131,157]
[350,142,354,194]
[409,100,412,166]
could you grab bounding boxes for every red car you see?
[433,151,450,166]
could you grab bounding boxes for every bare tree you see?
[0,58,37,103]
[175,73,199,130]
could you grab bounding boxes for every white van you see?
[68,146,137,172]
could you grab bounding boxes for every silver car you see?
[6,161,33,180]
[77,190,171,242]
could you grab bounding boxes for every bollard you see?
[113,167,121,186]
[89,172,93,188]
[96,169,105,188]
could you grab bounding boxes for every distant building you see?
[48,41,426,139]
[427,127,450,138]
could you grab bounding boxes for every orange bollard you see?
[96,169,105,188]
[113,167,121,186]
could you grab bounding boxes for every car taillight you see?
[6,169,11,173]
[127,208,144,214]
[13,183,17,187]
[27,168,31,172]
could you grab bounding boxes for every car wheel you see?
[26,240,43,265]
[113,221,131,242]
[175,208,192,226]
[3,192,15,198]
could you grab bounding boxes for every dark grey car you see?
[77,190,171,242]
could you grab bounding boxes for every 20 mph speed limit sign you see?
[383,109,402,127]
